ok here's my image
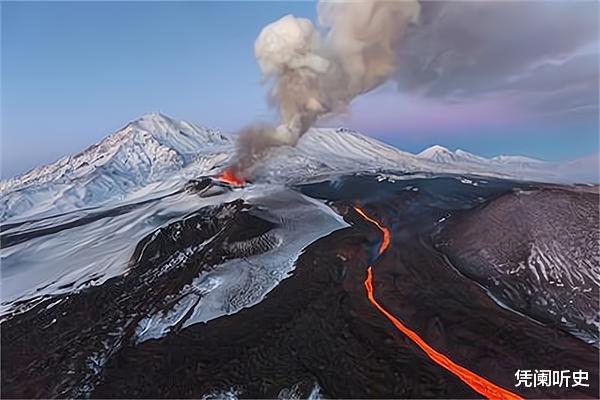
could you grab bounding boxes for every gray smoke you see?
[230,0,420,177]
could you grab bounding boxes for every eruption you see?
[217,167,246,187]
[225,0,421,180]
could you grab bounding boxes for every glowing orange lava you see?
[217,168,245,186]
[353,206,390,255]
[354,206,522,400]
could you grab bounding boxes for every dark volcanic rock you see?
[1,200,272,398]
[92,227,478,400]
[435,186,600,345]
[3,175,598,399]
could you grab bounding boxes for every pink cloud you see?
[319,88,529,139]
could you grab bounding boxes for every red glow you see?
[217,168,245,186]
[353,206,390,255]
[354,206,522,400]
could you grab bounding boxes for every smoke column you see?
[229,0,420,178]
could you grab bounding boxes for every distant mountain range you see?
[1,113,595,223]
[417,144,543,165]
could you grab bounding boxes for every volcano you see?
[1,113,598,399]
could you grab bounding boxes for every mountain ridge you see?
[417,144,544,165]
[1,113,595,223]
[1,113,229,193]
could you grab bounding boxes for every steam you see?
[231,0,420,177]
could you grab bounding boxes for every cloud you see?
[394,1,599,123]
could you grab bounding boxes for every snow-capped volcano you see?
[418,145,462,163]
[417,144,544,166]
[0,113,231,222]
[0,113,593,223]
[1,113,229,193]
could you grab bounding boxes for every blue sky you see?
[2,1,598,178]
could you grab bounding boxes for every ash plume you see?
[229,0,420,178]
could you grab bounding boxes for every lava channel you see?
[353,205,523,400]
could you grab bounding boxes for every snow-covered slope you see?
[0,113,231,222]
[247,127,426,182]
[1,113,594,223]
[415,144,577,182]
[491,154,544,164]
[418,145,544,166]
[418,145,466,164]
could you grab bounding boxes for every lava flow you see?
[353,206,390,256]
[353,206,523,400]
[217,167,246,187]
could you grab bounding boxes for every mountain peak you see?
[417,145,455,161]
[418,145,496,165]
[419,145,451,156]
[129,112,177,132]
[0,114,231,208]
[135,111,171,124]
[143,111,167,118]
[122,112,229,152]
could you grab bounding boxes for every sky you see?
[2,1,598,179]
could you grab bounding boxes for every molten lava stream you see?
[353,206,390,256]
[353,206,522,400]
[217,168,245,186]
